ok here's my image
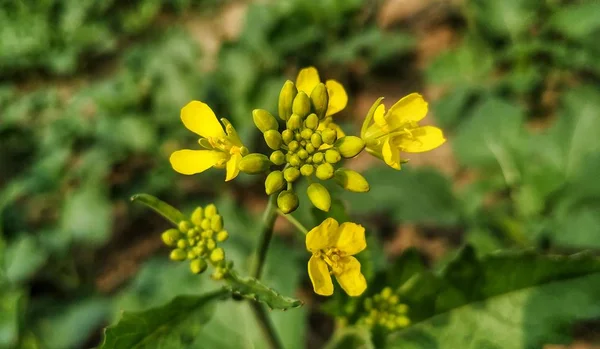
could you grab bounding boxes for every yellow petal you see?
[335,256,367,297]
[335,222,366,255]
[296,67,321,95]
[325,80,348,116]
[387,93,428,129]
[221,118,243,147]
[170,149,227,175]
[225,152,242,181]
[306,217,339,252]
[308,256,334,296]
[334,123,346,138]
[181,101,225,139]
[382,138,401,170]
[373,104,387,127]
[394,126,446,153]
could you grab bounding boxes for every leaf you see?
[0,289,25,348]
[4,235,48,284]
[385,248,427,290]
[470,0,538,38]
[61,184,112,245]
[388,246,600,348]
[100,290,228,349]
[131,193,185,225]
[226,271,303,310]
[323,326,374,349]
[548,2,600,40]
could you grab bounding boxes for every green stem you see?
[276,210,308,235]
[250,302,285,349]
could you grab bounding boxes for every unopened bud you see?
[210,215,223,231]
[297,149,309,160]
[305,113,319,130]
[289,154,301,167]
[206,238,216,250]
[278,80,297,120]
[277,190,299,214]
[210,248,225,263]
[178,221,191,233]
[282,129,294,144]
[310,83,329,119]
[334,168,370,192]
[284,167,300,182]
[288,140,299,152]
[316,163,334,180]
[307,183,331,212]
[264,130,283,150]
[191,207,203,226]
[305,144,315,154]
[322,128,337,145]
[177,239,188,249]
[205,204,217,218]
[265,171,285,195]
[190,258,208,274]
[325,149,341,163]
[161,229,181,246]
[292,91,311,118]
[335,136,365,158]
[310,133,323,148]
[201,218,211,231]
[287,113,302,130]
[252,109,279,132]
[301,128,313,140]
[239,153,272,174]
[270,150,285,166]
[300,164,314,176]
[313,152,324,163]
[216,230,229,242]
[170,249,187,261]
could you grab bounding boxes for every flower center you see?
[316,247,345,275]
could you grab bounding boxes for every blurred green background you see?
[1,0,599,348]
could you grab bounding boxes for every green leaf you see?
[389,247,600,348]
[426,38,494,86]
[323,326,374,349]
[4,235,48,284]
[548,2,600,40]
[469,0,538,38]
[61,184,112,245]
[0,289,25,348]
[100,290,228,349]
[385,248,427,290]
[226,271,303,310]
[131,193,185,225]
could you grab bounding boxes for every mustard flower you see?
[306,218,367,296]
[360,93,445,169]
[170,101,248,181]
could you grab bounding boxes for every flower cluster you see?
[360,287,410,330]
[161,204,230,280]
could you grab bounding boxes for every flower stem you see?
[276,210,308,235]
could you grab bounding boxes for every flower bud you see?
[216,230,229,242]
[264,130,283,150]
[310,133,323,148]
[335,136,365,158]
[252,109,279,132]
[313,152,324,163]
[277,190,299,214]
[170,249,187,261]
[206,238,216,250]
[310,83,329,119]
[161,229,181,246]
[292,91,311,118]
[305,113,319,130]
[201,218,211,231]
[282,129,294,144]
[300,164,314,176]
[270,150,285,166]
[211,215,223,231]
[278,80,297,120]
[265,171,285,195]
[287,113,302,130]
[307,183,331,212]
[325,149,341,163]
[301,128,313,140]
[205,204,217,218]
[297,149,309,160]
[190,258,208,274]
[178,221,191,233]
[322,128,337,145]
[305,144,315,154]
[289,154,301,167]
[334,168,370,192]
[239,153,272,174]
[177,239,188,249]
[284,167,300,183]
[316,163,334,180]
[210,248,225,263]
[191,207,203,226]
[288,140,299,152]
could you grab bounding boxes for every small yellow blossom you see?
[360,93,445,170]
[306,218,367,296]
[170,101,248,181]
[296,66,348,138]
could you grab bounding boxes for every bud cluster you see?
[241,79,370,214]
[161,204,230,280]
[360,287,410,331]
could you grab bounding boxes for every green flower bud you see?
[170,249,187,261]
[187,228,199,238]
[216,230,229,242]
[210,247,225,263]
[322,128,337,145]
[201,218,211,231]
[278,80,297,121]
[335,136,365,158]
[282,129,294,144]
[325,149,341,163]
[277,190,299,214]
[265,171,285,195]
[305,144,315,154]
[295,133,302,141]
[313,152,324,163]
[305,113,319,130]
[206,238,216,250]
[305,156,313,164]
[284,167,300,182]
[161,229,181,246]
[239,153,272,174]
[297,149,309,160]
[205,204,217,218]
[289,154,301,167]
[191,207,203,226]
[311,133,323,148]
[301,128,313,140]
[310,83,329,119]
[190,258,208,274]
[264,129,283,150]
[187,249,197,259]
[287,113,302,130]
[211,215,223,232]
[300,164,314,176]
[267,154,283,169]
[292,91,311,118]
[307,183,331,212]
[334,168,370,192]
[252,109,278,132]
[288,140,299,152]
[178,221,191,233]
[316,163,335,180]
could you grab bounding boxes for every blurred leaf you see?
[469,0,538,38]
[131,193,185,225]
[430,86,475,129]
[226,271,302,310]
[323,326,374,349]
[100,290,227,349]
[0,289,24,348]
[426,38,494,86]
[61,184,112,245]
[4,235,48,285]
[385,248,427,290]
[548,2,600,40]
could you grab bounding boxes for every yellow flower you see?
[170,101,247,181]
[296,66,348,138]
[360,93,445,170]
[306,218,367,296]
